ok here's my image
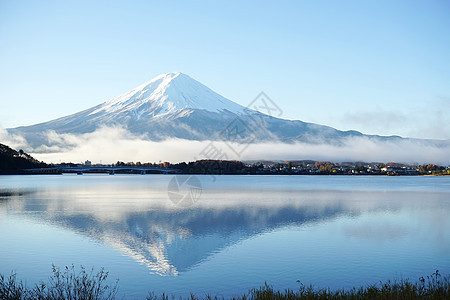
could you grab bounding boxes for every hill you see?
[0,143,49,174]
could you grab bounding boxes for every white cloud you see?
[337,99,450,140]
[342,109,408,135]
[3,126,443,165]
[0,127,30,150]
[31,126,209,164]
[243,137,450,165]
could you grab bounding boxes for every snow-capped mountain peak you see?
[89,72,245,118]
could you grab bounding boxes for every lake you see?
[0,174,449,298]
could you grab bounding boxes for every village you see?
[53,159,450,176]
[251,160,450,175]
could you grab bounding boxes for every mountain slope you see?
[8,72,411,147]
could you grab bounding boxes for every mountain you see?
[7,72,421,147]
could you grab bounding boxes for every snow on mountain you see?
[89,72,246,119]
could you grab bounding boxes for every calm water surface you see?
[0,175,449,298]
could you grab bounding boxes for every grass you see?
[1,267,449,300]
[234,270,450,300]
[0,265,118,300]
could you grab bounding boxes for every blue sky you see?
[1,0,449,139]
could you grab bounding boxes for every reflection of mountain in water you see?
[40,204,346,275]
[3,188,443,276]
